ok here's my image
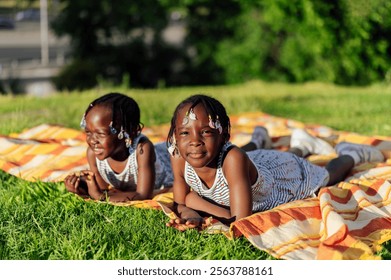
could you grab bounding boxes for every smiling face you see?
[174,103,225,169]
[85,105,127,161]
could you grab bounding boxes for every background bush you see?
[49,0,391,89]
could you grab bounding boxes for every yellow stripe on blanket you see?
[2,112,391,260]
[0,124,88,182]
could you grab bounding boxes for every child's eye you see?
[202,129,213,136]
[178,131,188,136]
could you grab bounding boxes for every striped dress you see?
[184,142,329,212]
[96,134,173,191]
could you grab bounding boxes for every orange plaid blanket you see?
[1,112,391,260]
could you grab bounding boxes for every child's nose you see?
[189,132,202,146]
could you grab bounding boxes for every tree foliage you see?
[51,0,184,90]
[50,0,391,89]
[214,0,391,85]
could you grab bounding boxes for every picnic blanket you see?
[1,111,391,260]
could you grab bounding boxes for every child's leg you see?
[287,147,305,157]
[290,128,335,157]
[241,126,272,151]
[335,142,385,165]
[325,142,385,186]
[325,155,355,185]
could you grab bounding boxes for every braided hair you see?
[167,94,231,150]
[82,92,143,143]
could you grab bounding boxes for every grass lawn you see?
[0,80,391,259]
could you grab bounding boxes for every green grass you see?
[1,80,391,259]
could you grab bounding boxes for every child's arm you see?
[222,147,254,221]
[185,191,231,219]
[64,147,108,196]
[86,147,110,191]
[133,139,156,200]
[64,172,89,196]
[166,155,206,231]
[84,141,156,202]
[182,147,254,222]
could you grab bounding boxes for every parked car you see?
[0,16,15,29]
[15,8,40,21]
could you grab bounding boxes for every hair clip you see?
[80,114,86,129]
[215,119,223,134]
[208,115,222,134]
[126,133,135,154]
[118,126,124,140]
[189,108,197,120]
[167,136,177,156]
[182,108,197,125]
[123,131,131,148]
[208,115,215,129]
[109,121,117,134]
[125,139,132,148]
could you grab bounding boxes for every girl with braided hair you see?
[165,94,384,231]
[64,92,173,202]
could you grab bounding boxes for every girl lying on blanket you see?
[64,92,174,202]
[165,94,385,231]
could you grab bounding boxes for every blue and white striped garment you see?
[96,134,173,191]
[184,142,329,212]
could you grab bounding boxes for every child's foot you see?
[290,128,335,156]
[335,142,384,165]
[250,126,272,149]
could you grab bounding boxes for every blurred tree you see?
[50,0,391,89]
[214,0,391,85]
[165,0,242,85]
[51,0,185,90]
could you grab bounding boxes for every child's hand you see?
[64,172,88,195]
[79,171,103,200]
[166,217,211,231]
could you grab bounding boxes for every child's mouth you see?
[93,146,104,155]
[187,152,205,159]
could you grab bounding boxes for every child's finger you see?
[166,221,187,231]
[81,170,94,177]
[166,219,176,227]
[74,178,80,192]
[186,218,203,227]
[174,218,186,225]
[204,217,212,226]
[184,223,198,230]
[177,224,191,231]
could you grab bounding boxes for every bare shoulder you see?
[224,145,249,163]
[170,154,186,175]
[137,136,155,153]
[222,145,252,173]
[223,145,258,184]
[136,136,156,165]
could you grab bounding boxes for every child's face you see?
[174,103,225,169]
[85,105,125,161]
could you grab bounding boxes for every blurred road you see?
[0,21,69,62]
[0,21,69,95]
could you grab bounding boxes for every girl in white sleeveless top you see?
[166,94,384,231]
[64,93,173,202]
